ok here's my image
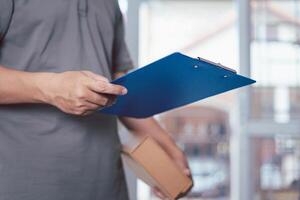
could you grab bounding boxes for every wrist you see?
[167,144,184,160]
[158,134,184,159]
[32,72,58,104]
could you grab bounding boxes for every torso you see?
[0,1,128,199]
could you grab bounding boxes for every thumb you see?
[175,160,191,176]
[183,168,191,176]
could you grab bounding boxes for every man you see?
[0,0,192,199]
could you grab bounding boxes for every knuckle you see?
[73,110,82,116]
[74,108,86,116]
[97,83,107,92]
[91,104,99,110]
[74,100,84,108]
[76,89,87,99]
[102,77,109,82]
[61,108,72,115]
[86,102,98,110]
[100,97,109,106]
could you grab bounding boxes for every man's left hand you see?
[152,148,193,200]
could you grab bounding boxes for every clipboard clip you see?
[197,57,237,73]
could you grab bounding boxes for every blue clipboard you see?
[101,52,255,118]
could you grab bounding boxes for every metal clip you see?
[197,57,237,73]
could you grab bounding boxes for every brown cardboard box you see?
[122,137,193,200]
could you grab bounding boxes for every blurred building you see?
[160,107,231,198]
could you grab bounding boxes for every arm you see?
[115,72,193,199]
[0,66,52,104]
[120,117,187,163]
[120,109,192,199]
[0,65,127,115]
[112,3,192,197]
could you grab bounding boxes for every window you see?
[251,136,300,199]
[139,1,237,199]
[251,0,300,122]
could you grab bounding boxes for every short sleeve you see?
[112,1,134,73]
[0,0,13,42]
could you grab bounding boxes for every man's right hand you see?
[43,71,127,116]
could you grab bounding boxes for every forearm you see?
[114,71,180,155]
[0,65,54,104]
[120,117,182,156]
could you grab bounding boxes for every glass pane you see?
[138,0,237,199]
[251,136,300,200]
[139,0,238,69]
[251,0,300,122]
[159,107,231,199]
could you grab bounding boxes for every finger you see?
[84,101,100,110]
[88,79,127,96]
[153,190,165,199]
[183,168,192,177]
[153,187,167,199]
[105,94,117,107]
[81,71,109,82]
[75,102,102,116]
[85,91,112,107]
[174,156,191,177]
[175,160,189,174]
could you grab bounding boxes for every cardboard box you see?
[122,137,193,200]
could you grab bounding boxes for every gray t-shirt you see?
[0,0,133,200]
